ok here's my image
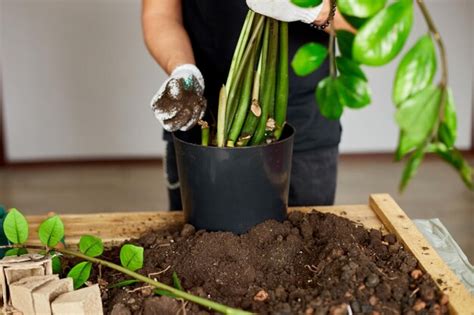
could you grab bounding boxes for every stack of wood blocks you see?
[0,254,102,315]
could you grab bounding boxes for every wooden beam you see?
[369,194,473,315]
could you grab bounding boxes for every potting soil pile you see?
[90,211,449,314]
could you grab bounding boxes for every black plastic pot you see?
[173,125,295,234]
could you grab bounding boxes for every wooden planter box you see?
[25,194,473,314]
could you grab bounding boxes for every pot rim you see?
[172,123,295,150]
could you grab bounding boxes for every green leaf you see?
[108,279,140,289]
[120,244,144,272]
[432,144,473,189]
[316,77,344,119]
[3,209,29,244]
[438,89,457,148]
[67,261,92,289]
[395,85,441,143]
[336,30,355,59]
[291,0,322,8]
[353,0,413,66]
[400,146,425,192]
[336,56,367,81]
[395,131,420,161]
[393,35,437,105]
[79,235,104,257]
[155,289,177,298]
[342,14,369,30]
[291,42,328,76]
[5,248,28,256]
[52,255,62,274]
[336,75,371,108]
[338,0,387,18]
[172,272,184,291]
[38,215,64,248]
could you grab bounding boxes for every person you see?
[142,0,354,210]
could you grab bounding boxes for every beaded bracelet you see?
[310,0,337,31]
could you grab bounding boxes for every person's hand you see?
[246,0,326,24]
[150,64,207,132]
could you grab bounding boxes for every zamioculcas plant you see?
[1,208,253,315]
[290,0,473,191]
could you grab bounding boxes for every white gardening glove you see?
[246,0,324,24]
[150,64,207,132]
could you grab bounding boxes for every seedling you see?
[1,208,253,315]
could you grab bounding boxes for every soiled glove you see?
[246,0,324,24]
[151,64,207,132]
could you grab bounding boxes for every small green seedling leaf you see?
[3,208,29,244]
[120,244,144,272]
[108,279,140,289]
[38,215,64,247]
[172,272,184,291]
[353,0,413,66]
[393,34,437,106]
[291,42,328,76]
[67,261,92,289]
[79,235,104,257]
[337,0,387,18]
[5,248,28,256]
[291,0,322,8]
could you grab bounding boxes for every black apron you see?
[166,0,341,151]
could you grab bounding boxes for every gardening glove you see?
[246,0,325,24]
[151,64,207,132]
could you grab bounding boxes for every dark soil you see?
[86,211,450,315]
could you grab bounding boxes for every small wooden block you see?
[33,278,73,315]
[51,284,103,315]
[9,275,58,315]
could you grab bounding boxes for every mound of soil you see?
[92,211,449,314]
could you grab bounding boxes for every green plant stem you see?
[200,121,210,146]
[251,18,278,145]
[226,11,255,95]
[329,24,337,78]
[416,0,448,140]
[274,22,289,140]
[9,245,253,315]
[217,85,227,147]
[225,15,265,132]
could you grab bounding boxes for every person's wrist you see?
[313,0,331,24]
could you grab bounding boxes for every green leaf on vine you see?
[5,248,28,257]
[395,131,420,161]
[353,0,413,66]
[120,244,144,272]
[38,215,64,248]
[393,34,437,106]
[336,75,371,109]
[337,0,387,18]
[67,261,92,289]
[3,209,29,244]
[336,31,355,59]
[316,77,344,119]
[291,42,328,76]
[395,85,441,144]
[79,235,104,258]
[290,0,322,8]
[438,89,457,148]
[336,56,367,81]
[431,144,473,189]
[400,146,425,192]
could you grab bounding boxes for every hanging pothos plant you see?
[291,0,473,191]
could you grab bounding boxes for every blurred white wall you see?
[1,0,472,161]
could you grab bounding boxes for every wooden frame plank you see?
[369,193,474,315]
